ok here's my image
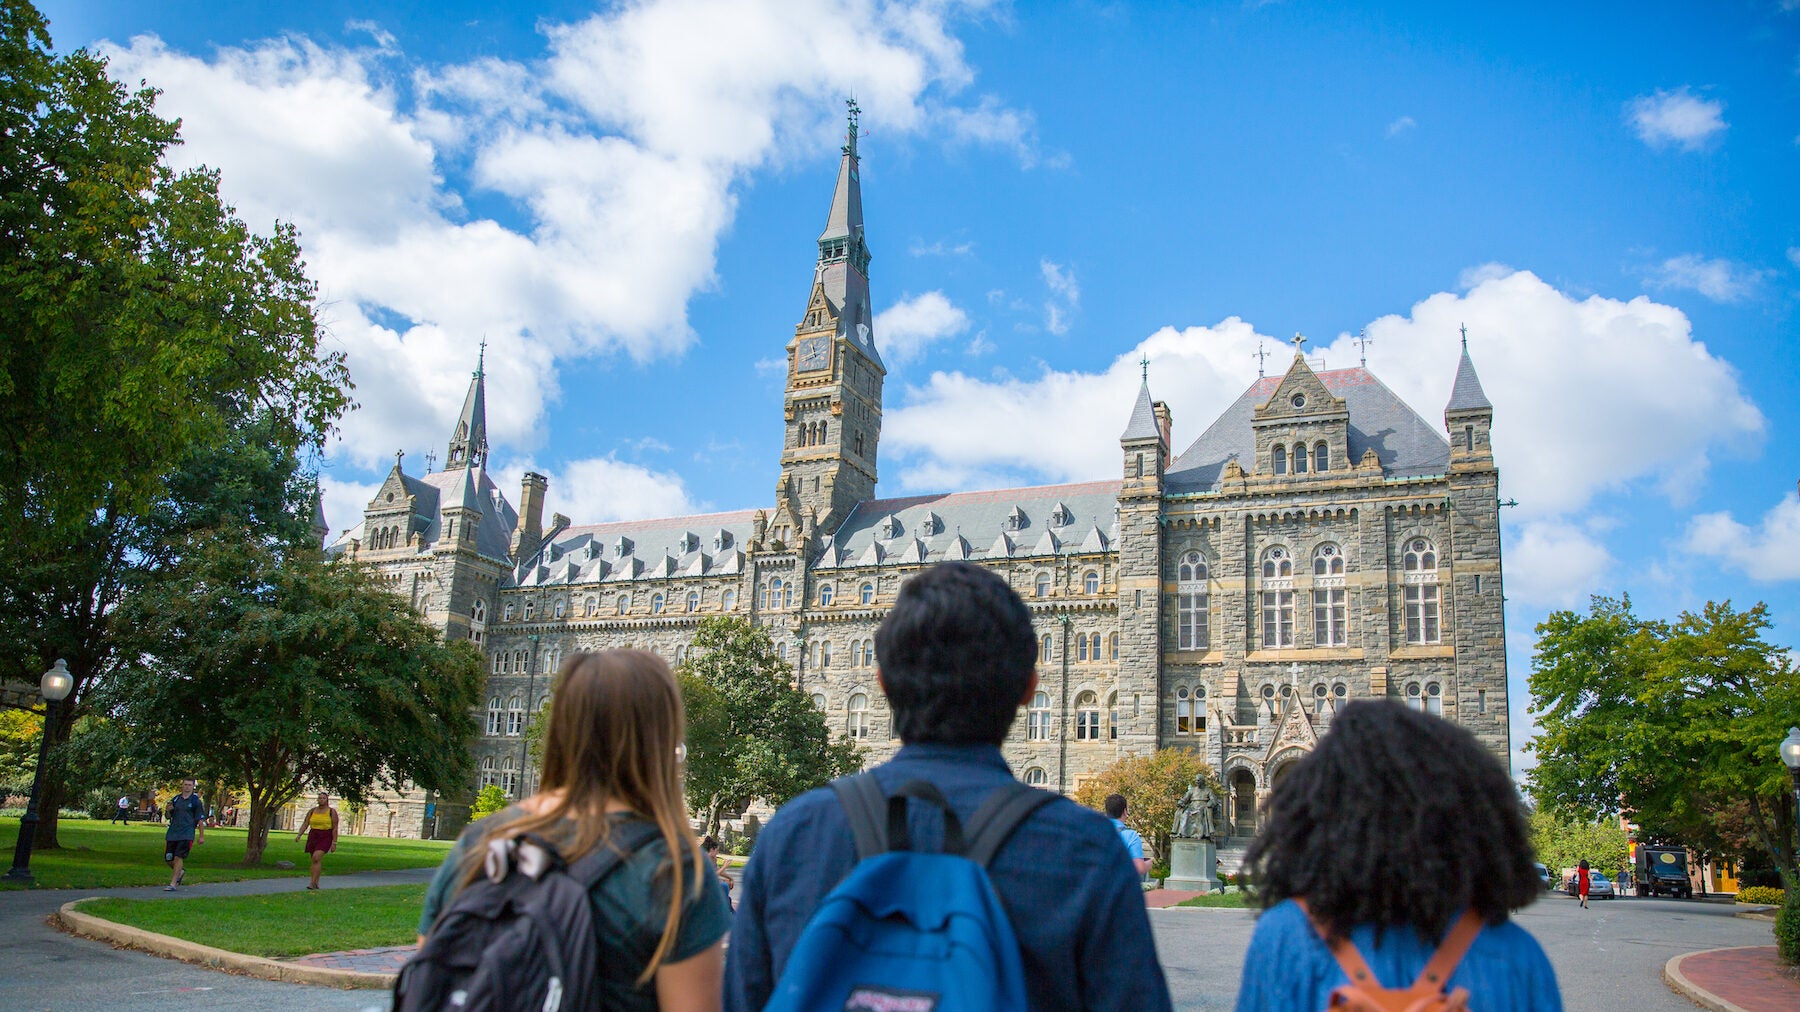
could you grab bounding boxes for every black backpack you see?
[394,820,661,1012]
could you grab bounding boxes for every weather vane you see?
[424,449,438,473]
[1459,322,1469,351]
[1254,341,1268,377]
[1356,328,1371,367]
[1140,354,1150,382]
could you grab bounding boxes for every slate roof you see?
[1165,367,1451,493]
[1121,381,1160,441]
[325,465,519,565]
[815,479,1122,570]
[1446,349,1492,412]
[510,509,761,588]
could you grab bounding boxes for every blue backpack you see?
[765,774,1054,1012]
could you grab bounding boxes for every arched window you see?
[811,692,826,711]
[1023,767,1048,787]
[500,756,518,796]
[1077,633,1090,662]
[1034,572,1051,598]
[650,593,664,614]
[504,602,516,622]
[861,640,875,667]
[847,692,870,739]
[486,697,503,736]
[674,645,687,664]
[819,583,834,606]
[1027,692,1052,740]
[1293,442,1308,473]
[722,588,737,611]
[1313,543,1348,647]
[859,582,874,605]
[1403,538,1441,644]
[553,599,566,619]
[1075,691,1100,741]
[1084,571,1100,594]
[583,596,596,616]
[1272,444,1287,475]
[1108,632,1119,660]
[479,755,496,788]
[471,599,486,624]
[686,591,699,613]
[1176,687,1194,734]
[1406,682,1424,712]
[1314,441,1329,472]
[1107,691,1119,740]
[776,642,788,662]
[1425,681,1443,716]
[1178,551,1210,651]
[819,640,833,668]
[1260,547,1295,648]
[1038,633,1053,663]
[819,421,828,444]
[524,600,535,621]
[617,594,631,615]
[506,696,525,736]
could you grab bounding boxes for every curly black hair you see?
[1243,700,1540,942]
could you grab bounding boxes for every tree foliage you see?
[0,706,41,795]
[1528,808,1630,881]
[1527,596,1800,888]
[470,785,510,821]
[1072,748,1218,864]
[678,618,863,834]
[0,1,351,847]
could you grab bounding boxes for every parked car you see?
[1534,863,1552,891]
[1564,869,1615,899]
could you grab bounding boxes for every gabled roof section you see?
[504,508,761,587]
[1254,352,1345,423]
[815,480,1122,569]
[1166,367,1452,493]
[1446,347,1492,413]
[1121,380,1161,442]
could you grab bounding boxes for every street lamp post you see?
[6,659,75,882]
[1779,727,1800,874]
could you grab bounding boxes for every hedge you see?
[1737,885,1785,905]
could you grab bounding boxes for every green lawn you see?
[1175,891,1254,908]
[78,884,426,958]
[0,819,451,890]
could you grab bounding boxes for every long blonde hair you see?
[462,649,704,982]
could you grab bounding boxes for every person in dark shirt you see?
[723,561,1173,1012]
[163,777,206,891]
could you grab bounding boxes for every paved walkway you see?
[1667,945,1800,1012]
[1145,888,1203,908]
[291,944,416,974]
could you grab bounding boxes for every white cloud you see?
[318,477,379,542]
[495,456,701,526]
[1503,520,1614,607]
[1787,247,1800,270]
[908,238,974,257]
[1642,254,1768,303]
[874,291,970,365]
[1626,87,1727,150]
[1040,259,1079,335]
[1684,495,1800,581]
[1385,115,1416,137]
[98,0,1037,474]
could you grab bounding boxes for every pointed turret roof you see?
[811,101,881,368]
[445,343,489,471]
[1446,346,1492,413]
[819,101,865,244]
[310,490,330,547]
[1121,380,1160,442]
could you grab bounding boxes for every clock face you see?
[796,336,830,372]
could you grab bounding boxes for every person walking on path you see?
[162,778,206,891]
[724,561,1173,1012]
[1234,702,1560,1011]
[1105,793,1151,877]
[112,795,131,825]
[1576,859,1591,909]
[413,651,730,1010]
[294,791,340,890]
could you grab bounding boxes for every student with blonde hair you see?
[407,650,729,1011]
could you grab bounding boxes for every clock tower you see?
[771,101,885,548]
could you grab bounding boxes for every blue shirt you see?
[1235,899,1563,1012]
[723,743,1173,1012]
[164,794,206,841]
[1111,818,1146,862]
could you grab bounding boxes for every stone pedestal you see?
[1166,838,1217,892]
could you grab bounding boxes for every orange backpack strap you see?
[1297,901,1485,1007]
[1296,900,1386,993]
[1409,911,1484,993]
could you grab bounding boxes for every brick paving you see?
[1670,945,1800,1012]
[1143,888,1203,908]
[287,944,414,975]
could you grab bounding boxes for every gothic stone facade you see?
[330,113,1508,840]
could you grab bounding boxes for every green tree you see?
[470,785,509,821]
[1073,748,1218,865]
[1528,596,1800,889]
[0,1,351,848]
[0,707,41,796]
[1528,809,1630,883]
[679,618,863,834]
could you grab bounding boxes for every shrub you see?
[1150,862,1170,881]
[468,785,509,820]
[0,807,90,820]
[1737,885,1785,905]
[1777,890,1800,966]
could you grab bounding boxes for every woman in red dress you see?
[1576,859,1591,909]
[294,791,339,890]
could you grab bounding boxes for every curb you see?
[1733,906,1778,923]
[55,899,396,990]
[1662,948,1749,1012]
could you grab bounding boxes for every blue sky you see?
[40,1,1800,770]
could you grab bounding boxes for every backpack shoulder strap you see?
[565,819,663,889]
[1297,899,1386,993]
[1409,911,1485,993]
[962,781,1056,868]
[830,773,890,861]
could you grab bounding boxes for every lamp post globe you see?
[6,659,74,882]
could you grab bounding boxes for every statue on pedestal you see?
[1172,776,1220,841]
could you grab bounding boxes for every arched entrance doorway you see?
[1231,768,1257,836]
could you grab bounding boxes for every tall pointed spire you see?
[444,343,489,471]
[1446,343,1492,413]
[812,98,877,363]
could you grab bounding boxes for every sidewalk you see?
[1665,946,1800,1012]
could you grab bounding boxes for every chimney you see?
[1152,401,1173,465]
[512,472,547,560]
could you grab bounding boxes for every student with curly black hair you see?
[1234,701,1561,1011]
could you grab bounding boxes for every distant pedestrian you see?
[1576,860,1591,909]
[1104,793,1151,877]
[113,795,131,825]
[294,791,340,890]
[162,778,206,891]
[1234,701,1561,1011]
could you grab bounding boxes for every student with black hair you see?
[1234,701,1561,1010]
[724,561,1172,1012]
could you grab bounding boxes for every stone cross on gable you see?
[394,448,405,471]
[1291,332,1307,352]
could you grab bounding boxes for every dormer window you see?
[879,515,902,540]
[1050,503,1073,527]
[1006,507,1026,531]
[614,536,632,557]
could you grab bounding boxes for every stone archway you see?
[1230,767,1258,836]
